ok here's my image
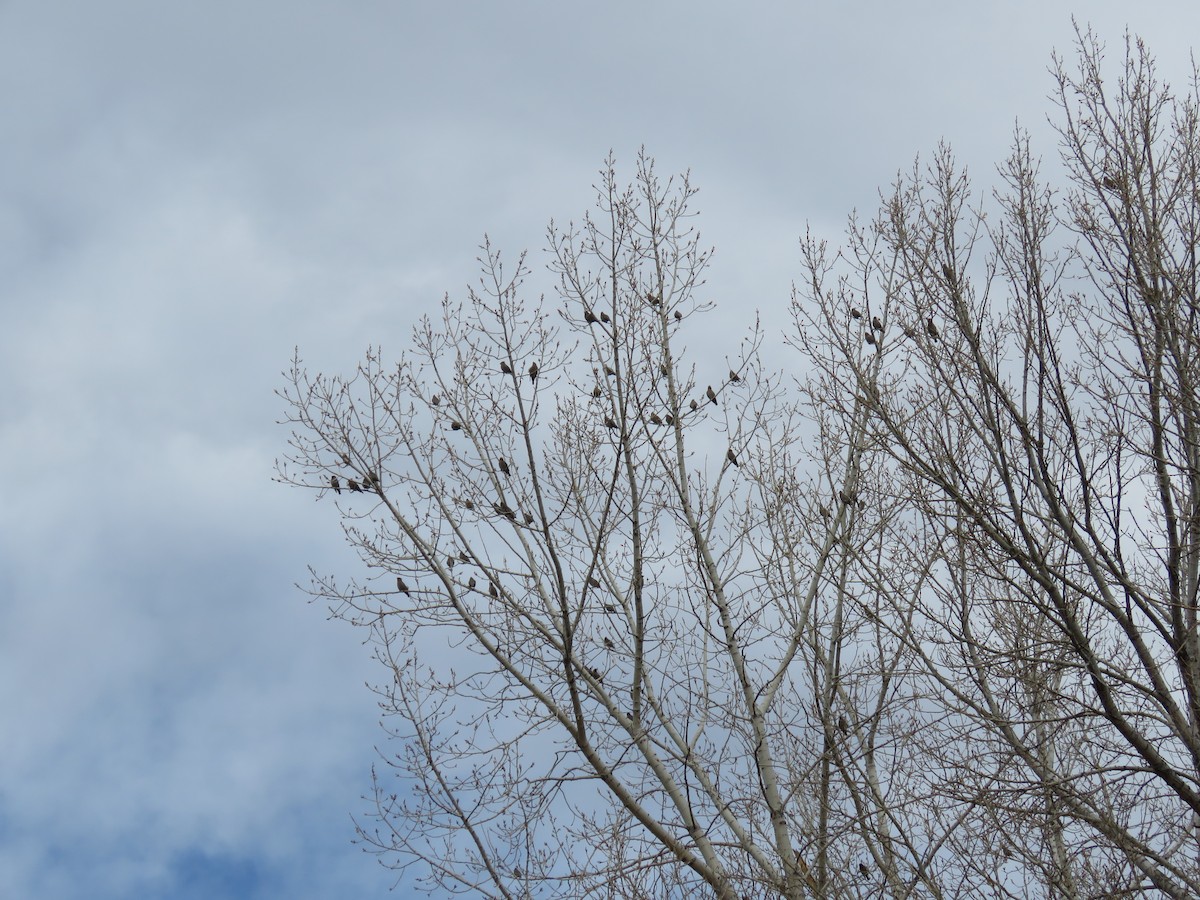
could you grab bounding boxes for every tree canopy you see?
[278,27,1200,899]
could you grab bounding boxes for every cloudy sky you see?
[3,2,1198,898]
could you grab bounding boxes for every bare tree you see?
[279,28,1200,900]
[796,25,1200,899]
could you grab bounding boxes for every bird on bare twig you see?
[603,637,614,649]
[499,457,511,476]
[726,448,739,467]
[851,307,862,319]
[584,307,598,324]
[528,362,539,382]
[865,332,876,346]
[396,577,410,595]
[664,414,674,426]
[340,452,351,466]
[600,311,610,323]
[690,398,699,411]
[588,576,601,588]
[838,714,848,734]
[872,315,883,332]
[430,394,440,405]
[604,416,617,429]
[489,581,499,598]
[926,317,940,340]
[500,361,513,374]
[348,478,362,492]
[467,577,476,590]
[728,369,740,383]
[649,413,663,426]
[819,504,830,519]
[859,862,870,878]
[604,365,616,377]
[674,310,682,321]
[330,475,342,495]
[451,420,462,431]
[592,385,602,398]
[706,385,718,405]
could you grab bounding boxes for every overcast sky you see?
[3,3,1199,898]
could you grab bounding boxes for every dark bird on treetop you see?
[451,420,463,431]
[838,714,848,734]
[728,369,740,383]
[467,576,476,590]
[604,365,616,377]
[330,475,342,495]
[706,385,718,405]
[664,414,674,426]
[528,362,539,382]
[647,291,661,306]
[460,552,469,563]
[726,448,739,467]
[588,576,601,588]
[488,581,498,598]
[348,479,362,492]
[690,398,699,411]
[431,394,440,406]
[524,511,534,525]
[872,315,884,332]
[603,637,614,649]
[498,457,510,476]
[819,504,830,519]
[600,311,610,323]
[340,452,351,466]
[851,307,862,319]
[674,310,682,321]
[464,499,475,510]
[396,577,410,595]
[447,556,456,569]
[500,361,513,374]
[941,263,957,285]
[584,307,598,324]
[926,318,940,340]
[604,416,618,429]
[649,413,663,426]
[592,385,602,398]
[858,862,870,877]
[865,331,876,346]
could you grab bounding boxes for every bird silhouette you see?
[706,385,717,405]
[647,291,661,306]
[488,581,499,598]
[1101,175,1120,190]
[926,318,940,340]
[447,556,456,569]
[690,399,699,411]
[468,576,477,590]
[451,420,463,431]
[865,332,876,345]
[588,576,601,588]
[348,479,362,492]
[600,311,610,323]
[396,577,410,595]
[851,307,862,319]
[649,413,663,426]
[340,452,351,466]
[528,362,539,382]
[603,604,618,613]
[872,316,884,332]
[603,637,614,649]
[499,457,511,476]
[819,504,830,519]
[524,511,534,525]
[664,414,674,426]
[726,448,739,467]
[674,310,682,321]
[728,369,740,383]
[330,475,342,494]
[430,394,440,406]
[584,307,598,324]
[592,385,602,398]
[604,365,616,377]
[858,862,869,877]
[604,416,618,429]
[500,361,513,374]
[838,714,848,734]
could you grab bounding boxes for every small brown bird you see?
[872,315,883,332]
[858,862,869,877]
[584,307,598,324]
[726,448,739,467]
[728,369,740,383]
[664,414,674,426]
[819,504,830,519]
[603,604,618,613]
[649,413,663,426]
[500,361,513,374]
[600,311,610,323]
[588,666,602,680]
[524,512,534,525]
[447,556,456,569]
[588,576,601,588]
[464,499,475,511]
[459,552,469,563]
[941,262,957,284]
[330,475,342,494]
[865,332,876,345]
[498,457,511,476]
[604,364,616,377]
[528,362,539,382]
[592,385,602,398]
[851,307,862,319]
[1101,175,1120,190]
[468,576,477,590]
[690,398,699,411]
[488,581,498,598]
[706,385,717,405]
[838,714,848,734]
[348,478,362,492]
[660,362,669,378]
[396,577,410,595]
[451,420,463,431]
[604,416,618,429]
[603,637,614,649]
[365,471,378,487]
[431,394,440,406]
[926,317,940,340]
[674,310,682,321]
[340,452,351,466]
[647,291,661,307]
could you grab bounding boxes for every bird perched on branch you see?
[865,331,876,346]
[528,362,539,382]
[330,475,342,495]
[348,478,362,492]
[396,577,410,595]
[588,576,601,588]
[690,398,699,411]
[430,394,440,406]
[872,315,884,332]
[604,365,616,377]
[499,457,511,476]
[649,413,663,426]
[467,576,477,590]
[600,311,610,323]
[500,361,513,374]
[604,416,618,429]
[706,385,718,405]
[851,307,862,319]
[451,420,463,431]
[584,307,598,324]
[728,369,740,383]
[674,310,682,321]
[926,318,940,340]
[488,581,499,598]
[726,448,739,467]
